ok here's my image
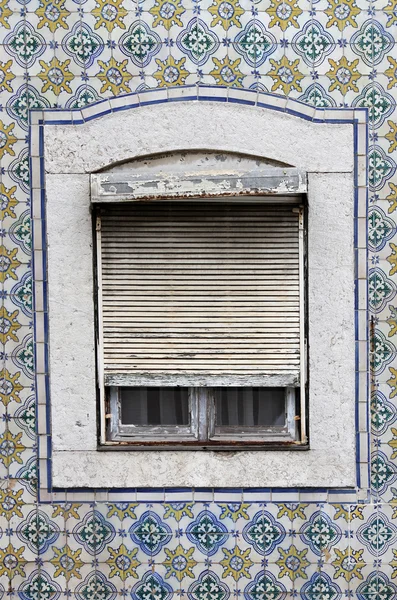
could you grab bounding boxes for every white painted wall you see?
[44,101,356,488]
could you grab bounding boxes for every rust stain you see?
[323,548,331,562]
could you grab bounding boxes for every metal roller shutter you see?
[97,201,302,383]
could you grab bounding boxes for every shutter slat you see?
[100,202,301,376]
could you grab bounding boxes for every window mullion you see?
[196,387,210,442]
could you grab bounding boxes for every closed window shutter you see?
[98,201,301,383]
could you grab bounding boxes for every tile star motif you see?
[371,390,397,436]
[0,182,18,219]
[369,146,396,191]
[0,543,27,579]
[149,0,185,29]
[218,503,250,522]
[106,502,138,520]
[62,22,104,69]
[331,547,366,582]
[266,0,302,30]
[177,18,220,66]
[353,83,395,129]
[368,206,396,252]
[0,488,25,519]
[276,544,310,581]
[242,511,285,556]
[0,247,20,283]
[186,510,228,556]
[370,453,397,495]
[300,511,342,556]
[357,511,397,555]
[0,430,25,467]
[292,21,335,67]
[4,22,46,69]
[357,571,397,600]
[368,267,396,313]
[324,0,361,30]
[119,21,161,67]
[129,510,172,555]
[162,544,197,581]
[91,0,128,32]
[220,546,253,581]
[50,545,84,582]
[301,572,341,600]
[0,60,15,93]
[131,571,173,600]
[14,395,36,440]
[73,510,116,556]
[0,306,21,344]
[106,544,141,581]
[0,121,17,159]
[96,58,132,94]
[208,0,244,30]
[75,571,117,600]
[163,502,194,521]
[351,21,394,66]
[387,305,397,337]
[11,272,33,317]
[298,83,336,107]
[17,509,60,554]
[19,570,62,600]
[7,84,51,131]
[188,570,230,600]
[245,570,287,600]
[235,20,276,68]
[0,368,23,407]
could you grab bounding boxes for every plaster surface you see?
[44,102,354,175]
[44,102,356,488]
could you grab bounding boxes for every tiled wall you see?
[0,0,397,595]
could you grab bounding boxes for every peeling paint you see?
[91,154,307,203]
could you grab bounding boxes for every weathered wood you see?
[105,373,299,387]
[99,202,302,376]
[91,167,307,203]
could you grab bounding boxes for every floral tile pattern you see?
[0,0,397,593]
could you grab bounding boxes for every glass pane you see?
[214,387,286,427]
[120,387,189,426]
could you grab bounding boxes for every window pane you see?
[214,387,286,427]
[120,387,189,426]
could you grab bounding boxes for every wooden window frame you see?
[95,195,307,449]
[107,386,298,447]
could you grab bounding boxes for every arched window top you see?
[91,150,306,203]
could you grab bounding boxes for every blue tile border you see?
[29,85,369,503]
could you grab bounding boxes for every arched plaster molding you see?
[43,99,354,175]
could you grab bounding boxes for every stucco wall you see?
[0,0,396,596]
[44,109,356,489]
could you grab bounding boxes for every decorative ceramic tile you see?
[0,0,396,594]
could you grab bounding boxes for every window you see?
[96,199,306,448]
[108,386,297,444]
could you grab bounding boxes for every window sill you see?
[97,442,309,451]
